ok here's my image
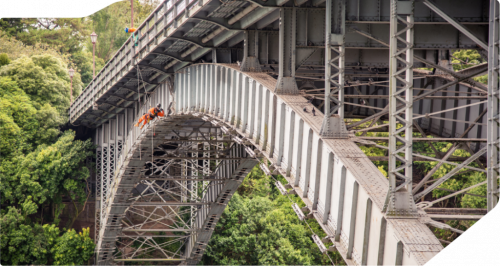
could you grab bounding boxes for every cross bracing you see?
[68,0,500,265]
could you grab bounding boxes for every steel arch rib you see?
[97,64,442,265]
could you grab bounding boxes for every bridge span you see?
[68,0,500,265]
[92,64,442,265]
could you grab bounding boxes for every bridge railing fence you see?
[70,0,206,123]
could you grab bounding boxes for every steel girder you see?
[319,0,348,138]
[487,0,500,211]
[94,114,258,264]
[274,7,299,94]
[70,0,490,128]
[384,0,418,217]
[172,64,443,265]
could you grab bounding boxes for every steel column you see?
[385,0,418,217]
[275,8,299,94]
[487,0,500,212]
[320,0,348,138]
[240,31,261,72]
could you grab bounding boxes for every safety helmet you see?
[157,103,161,109]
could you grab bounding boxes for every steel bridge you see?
[69,0,500,265]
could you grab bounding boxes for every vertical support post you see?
[212,48,217,63]
[347,181,359,259]
[334,165,346,242]
[241,31,262,72]
[320,0,348,138]
[275,8,299,94]
[385,0,418,217]
[488,0,500,212]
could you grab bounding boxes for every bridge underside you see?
[89,64,445,265]
[68,0,500,265]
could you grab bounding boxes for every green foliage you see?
[0,54,83,117]
[0,31,69,63]
[451,49,487,84]
[0,77,38,157]
[0,53,10,67]
[1,130,94,207]
[0,19,27,36]
[52,228,95,265]
[70,49,105,87]
[201,165,345,265]
[451,50,483,71]
[0,205,94,265]
[1,18,90,55]
[87,0,161,62]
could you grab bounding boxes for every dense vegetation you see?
[0,0,491,264]
[201,166,345,265]
[0,1,161,265]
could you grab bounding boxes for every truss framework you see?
[320,0,346,138]
[385,0,418,217]
[95,116,258,263]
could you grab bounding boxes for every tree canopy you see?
[201,166,345,265]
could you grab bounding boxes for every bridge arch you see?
[95,64,442,265]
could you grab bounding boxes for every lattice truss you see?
[324,43,344,117]
[320,0,346,138]
[387,0,414,198]
[111,127,240,262]
[95,149,102,244]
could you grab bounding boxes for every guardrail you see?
[70,0,204,123]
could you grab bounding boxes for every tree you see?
[86,0,161,62]
[0,18,90,55]
[0,19,29,37]
[0,53,10,67]
[70,49,105,87]
[0,206,94,265]
[201,166,345,265]
[0,54,83,118]
[1,130,94,209]
[52,228,95,265]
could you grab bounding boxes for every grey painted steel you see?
[422,0,488,50]
[386,0,418,217]
[320,0,346,136]
[70,0,490,132]
[346,181,359,260]
[362,198,372,265]
[335,165,347,242]
[487,0,500,211]
[395,241,404,265]
[61,0,498,263]
[90,64,443,265]
[377,217,387,265]
[275,7,299,94]
[322,153,334,224]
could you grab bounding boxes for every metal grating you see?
[207,0,247,18]
[167,39,193,53]
[149,54,173,65]
[184,21,218,38]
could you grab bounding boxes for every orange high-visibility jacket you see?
[148,107,165,118]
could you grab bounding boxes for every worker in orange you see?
[148,103,165,119]
[134,103,165,129]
